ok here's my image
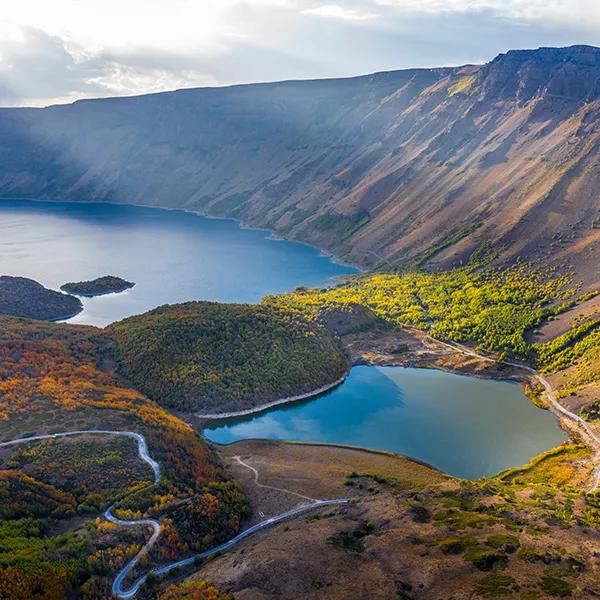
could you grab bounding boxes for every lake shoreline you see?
[212,438,447,475]
[203,363,567,480]
[195,373,349,420]
[200,323,579,480]
[0,196,364,273]
[0,196,580,476]
[0,197,356,327]
[194,321,560,439]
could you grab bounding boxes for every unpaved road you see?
[0,429,349,598]
[425,335,600,492]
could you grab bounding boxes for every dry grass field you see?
[179,441,600,600]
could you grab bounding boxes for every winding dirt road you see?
[425,335,600,492]
[0,429,349,598]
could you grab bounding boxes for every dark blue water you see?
[0,199,356,326]
[204,366,567,478]
[0,199,565,477]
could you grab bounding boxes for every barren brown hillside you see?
[0,45,599,283]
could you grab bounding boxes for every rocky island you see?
[60,275,135,297]
[0,276,82,321]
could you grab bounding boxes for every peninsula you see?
[0,276,82,321]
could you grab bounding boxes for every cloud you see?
[374,0,600,26]
[301,4,377,21]
[0,27,218,106]
[0,0,599,107]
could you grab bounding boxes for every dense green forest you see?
[61,276,135,297]
[107,301,348,413]
[0,276,82,321]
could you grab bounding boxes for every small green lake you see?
[203,366,567,479]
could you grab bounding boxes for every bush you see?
[474,574,519,597]
[539,575,574,597]
[464,547,509,571]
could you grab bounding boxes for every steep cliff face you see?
[0,45,599,282]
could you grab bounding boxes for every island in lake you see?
[60,275,135,297]
[0,275,82,321]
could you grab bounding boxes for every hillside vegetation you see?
[0,276,82,321]
[187,441,600,600]
[0,317,247,599]
[107,301,348,414]
[0,267,599,598]
[269,264,600,426]
[267,264,578,358]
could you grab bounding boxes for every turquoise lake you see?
[0,199,356,326]
[0,199,567,477]
[204,366,567,479]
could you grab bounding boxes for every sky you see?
[0,0,599,107]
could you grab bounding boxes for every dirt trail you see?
[1,429,350,598]
[424,335,600,492]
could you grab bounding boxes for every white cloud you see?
[0,27,218,106]
[302,4,377,21]
[0,0,599,106]
[0,1,302,106]
[374,0,600,25]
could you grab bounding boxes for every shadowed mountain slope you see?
[1,45,599,283]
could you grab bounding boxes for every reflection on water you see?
[0,199,356,326]
[204,366,567,479]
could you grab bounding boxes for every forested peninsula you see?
[0,276,82,321]
[107,301,349,414]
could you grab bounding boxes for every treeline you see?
[266,264,576,358]
[107,301,348,413]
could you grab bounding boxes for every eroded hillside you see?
[0,46,599,284]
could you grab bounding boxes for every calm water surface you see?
[204,366,567,479]
[1,199,566,477]
[0,199,356,326]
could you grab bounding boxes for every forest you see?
[0,276,82,321]
[107,301,348,413]
[266,264,577,358]
[0,317,247,599]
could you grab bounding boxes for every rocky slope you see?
[1,45,599,283]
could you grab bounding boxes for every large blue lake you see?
[1,199,566,477]
[204,366,567,479]
[0,199,356,326]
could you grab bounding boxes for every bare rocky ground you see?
[178,441,600,600]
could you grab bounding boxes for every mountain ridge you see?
[0,45,599,285]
